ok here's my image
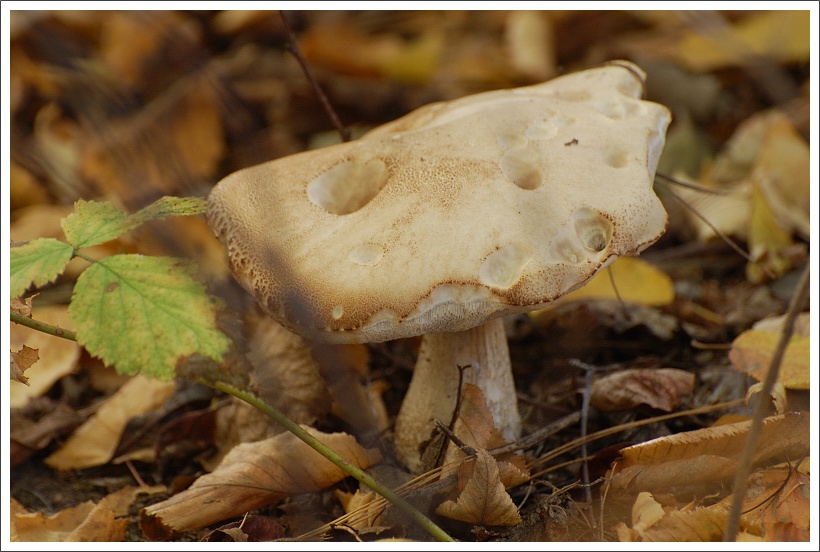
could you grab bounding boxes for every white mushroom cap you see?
[207,60,671,344]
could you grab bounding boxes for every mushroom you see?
[206,60,671,473]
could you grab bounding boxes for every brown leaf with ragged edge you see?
[591,368,695,412]
[140,426,382,539]
[436,448,522,527]
[608,412,809,496]
[10,345,38,385]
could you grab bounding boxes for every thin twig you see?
[723,263,810,541]
[489,411,581,456]
[662,186,774,279]
[210,381,455,543]
[434,419,476,456]
[279,10,351,142]
[10,311,77,342]
[655,172,730,195]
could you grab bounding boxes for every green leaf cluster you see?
[10,196,230,380]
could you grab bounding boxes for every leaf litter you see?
[6,8,812,543]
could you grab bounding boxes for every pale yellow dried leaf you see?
[609,412,809,495]
[11,500,95,542]
[631,491,666,533]
[676,11,810,72]
[436,448,522,526]
[553,257,674,307]
[10,305,81,408]
[591,368,695,412]
[746,182,794,283]
[140,427,382,536]
[505,10,555,81]
[730,326,810,390]
[64,504,126,542]
[752,115,810,240]
[45,375,175,470]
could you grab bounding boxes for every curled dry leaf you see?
[616,467,809,542]
[607,412,809,497]
[436,448,522,527]
[10,305,81,408]
[590,367,696,412]
[140,426,382,539]
[10,345,39,385]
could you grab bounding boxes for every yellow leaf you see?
[677,11,810,72]
[746,182,794,283]
[729,318,810,390]
[557,257,674,307]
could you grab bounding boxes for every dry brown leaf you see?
[729,313,810,390]
[10,304,81,408]
[591,368,696,412]
[616,466,809,542]
[10,345,39,385]
[436,448,522,527]
[10,295,33,317]
[608,412,810,496]
[45,375,176,470]
[140,426,382,538]
[441,383,529,487]
[246,308,331,426]
[12,485,165,542]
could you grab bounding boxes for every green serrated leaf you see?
[130,196,207,225]
[61,199,138,248]
[10,238,75,298]
[70,254,230,380]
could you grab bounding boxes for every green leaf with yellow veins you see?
[61,199,137,249]
[130,196,207,224]
[10,238,75,298]
[70,254,230,379]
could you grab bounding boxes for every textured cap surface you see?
[207,61,671,344]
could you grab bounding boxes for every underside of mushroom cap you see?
[207,60,672,344]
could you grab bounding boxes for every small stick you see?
[723,263,810,541]
[279,11,351,143]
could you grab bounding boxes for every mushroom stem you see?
[393,317,522,473]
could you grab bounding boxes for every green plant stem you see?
[10,311,77,341]
[210,380,455,543]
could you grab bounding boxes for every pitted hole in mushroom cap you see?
[307,158,389,215]
[574,207,612,253]
[332,305,344,320]
[349,243,385,266]
[499,145,543,190]
[604,147,630,169]
[479,243,533,289]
